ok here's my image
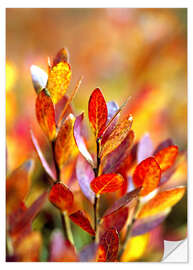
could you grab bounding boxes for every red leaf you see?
[103,188,140,217]
[88,88,108,138]
[154,145,178,172]
[102,130,135,174]
[101,207,128,235]
[74,113,94,167]
[137,133,154,163]
[49,231,77,262]
[30,130,56,181]
[133,157,161,196]
[69,210,95,236]
[76,155,95,203]
[97,228,119,262]
[35,89,56,141]
[153,138,173,155]
[90,174,124,195]
[49,183,73,211]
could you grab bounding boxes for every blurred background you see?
[6,8,187,261]
[6,8,187,171]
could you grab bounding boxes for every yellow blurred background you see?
[6,8,187,171]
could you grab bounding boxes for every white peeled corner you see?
[162,239,188,262]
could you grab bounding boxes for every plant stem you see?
[51,141,60,182]
[93,138,101,242]
[63,211,75,247]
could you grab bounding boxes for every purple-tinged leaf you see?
[49,230,77,262]
[76,155,95,203]
[102,130,135,174]
[30,65,48,93]
[131,214,168,236]
[103,187,140,218]
[159,165,177,186]
[30,130,56,181]
[79,242,98,262]
[10,192,48,235]
[137,133,154,163]
[74,113,94,167]
[153,138,173,155]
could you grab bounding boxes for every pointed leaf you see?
[154,145,178,172]
[74,113,94,167]
[30,65,48,93]
[100,116,133,159]
[30,130,56,181]
[47,58,71,104]
[102,130,135,174]
[55,114,78,169]
[103,188,140,217]
[6,160,34,214]
[137,187,186,219]
[69,210,95,236]
[76,155,95,203]
[49,231,77,262]
[90,174,124,195]
[101,207,128,235]
[49,183,73,211]
[15,231,42,262]
[97,228,119,262]
[10,192,48,235]
[137,133,154,163]
[133,157,161,196]
[52,48,69,67]
[131,213,168,236]
[35,89,56,141]
[88,88,108,138]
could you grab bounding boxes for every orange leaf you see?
[35,89,56,141]
[47,61,71,104]
[154,145,178,172]
[15,231,42,262]
[90,174,124,195]
[6,160,34,214]
[88,88,108,138]
[69,210,95,236]
[52,48,69,67]
[100,116,133,159]
[49,183,73,211]
[97,228,119,262]
[133,157,161,196]
[55,114,78,169]
[137,187,186,219]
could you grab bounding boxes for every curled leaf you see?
[100,115,133,159]
[88,88,108,138]
[154,145,178,172]
[137,133,154,163]
[133,157,161,197]
[49,230,77,262]
[49,183,73,211]
[30,130,56,181]
[69,210,95,236]
[137,187,186,219]
[97,228,119,262]
[76,155,95,203]
[90,174,124,195]
[55,114,78,169]
[102,130,135,174]
[30,65,48,93]
[35,89,56,141]
[103,188,140,217]
[74,113,94,167]
[6,160,34,214]
[47,61,71,104]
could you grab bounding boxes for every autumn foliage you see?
[6,48,187,262]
